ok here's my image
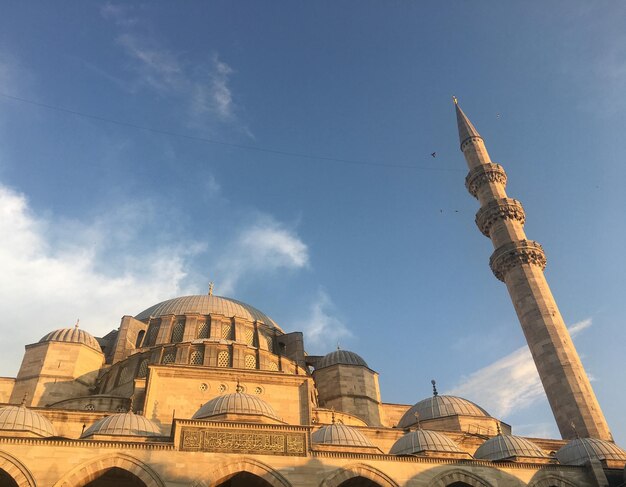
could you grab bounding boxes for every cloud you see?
[0,182,202,376]
[295,289,353,353]
[100,3,138,28]
[110,28,245,130]
[447,319,593,418]
[216,216,309,295]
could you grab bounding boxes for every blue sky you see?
[1,2,625,443]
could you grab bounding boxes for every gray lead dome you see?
[81,412,162,438]
[39,327,102,352]
[397,395,490,429]
[193,392,281,422]
[316,349,368,369]
[0,405,56,438]
[556,437,626,466]
[474,434,548,461]
[311,423,373,447]
[389,429,464,456]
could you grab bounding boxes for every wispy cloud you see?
[216,216,309,295]
[295,289,352,353]
[447,319,593,418]
[0,182,201,376]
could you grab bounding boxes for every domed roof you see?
[39,326,101,352]
[556,438,626,466]
[397,395,490,428]
[311,423,374,448]
[0,405,56,438]
[81,412,162,438]
[389,429,464,455]
[474,434,548,461]
[192,391,281,422]
[135,295,281,330]
[316,349,368,369]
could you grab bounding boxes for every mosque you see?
[0,102,624,487]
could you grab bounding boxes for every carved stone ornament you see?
[489,240,547,281]
[465,163,507,198]
[180,427,307,456]
[475,198,525,237]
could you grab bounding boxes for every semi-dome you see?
[135,295,281,330]
[556,437,626,466]
[474,434,548,461]
[389,429,464,456]
[39,326,101,352]
[81,412,162,438]
[311,423,374,448]
[398,395,490,429]
[316,349,368,369]
[193,391,281,422]
[0,405,56,438]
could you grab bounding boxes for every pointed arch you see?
[528,475,579,487]
[192,457,291,487]
[0,450,36,487]
[52,452,164,487]
[319,463,398,487]
[430,469,493,487]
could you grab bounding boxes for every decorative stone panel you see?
[489,240,547,281]
[465,163,507,198]
[475,198,525,237]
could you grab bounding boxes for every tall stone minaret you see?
[454,98,612,441]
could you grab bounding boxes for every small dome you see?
[556,438,626,466]
[135,295,282,331]
[0,405,56,438]
[311,423,373,448]
[390,429,464,455]
[193,392,280,422]
[474,434,548,461]
[39,327,101,352]
[398,395,490,428]
[81,412,161,438]
[316,349,368,369]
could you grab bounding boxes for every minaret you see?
[454,98,612,441]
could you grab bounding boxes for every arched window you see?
[137,359,149,378]
[217,350,231,367]
[145,323,159,346]
[162,350,176,364]
[190,348,204,365]
[84,467,148,486]
[215,472,274,487]
[221,322,233,340]
[135,330,145,348]
[0,469,18,487]
[171,320,185,343]
[197,320,210,339]
[245,354,257,369]
[245,328,255,346]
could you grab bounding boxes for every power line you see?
[0,91,462,172]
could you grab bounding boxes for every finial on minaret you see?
[431,379,438,397]
[208,282,214,296]
[75,319,80,329]
[452,95,458,105]
[453,98,482,149]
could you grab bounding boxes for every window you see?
[118,366,132,384]
[171,320,185,343]
[145,323,159,346]
[245,354,257,369]
[135,330,145,348]
[217,350,230,367]
[221,322,233,340]
[263,334,274,353]
[245,328,255,346]
[162,350,176,364]
[268,361,279,372]
[190,349,204,365]
[197,320,210,339]
[137,359,149,378]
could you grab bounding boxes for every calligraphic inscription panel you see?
[180,427,306,456]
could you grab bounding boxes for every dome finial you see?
[413,411,421,430]
[431,379,438,396]
[208,282,215,296]
[336,342,341,351]
[570,420,580,439]
[75,318,80,329]
[235,378,243,393]
[496,422,502,435]
[129,396,134,414]
[21,392,28,407]
[330,406,336,424]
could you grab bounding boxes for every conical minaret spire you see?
[454,99,612,441]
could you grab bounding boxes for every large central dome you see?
[135,295,282,331]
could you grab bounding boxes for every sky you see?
[0,1,625,444]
